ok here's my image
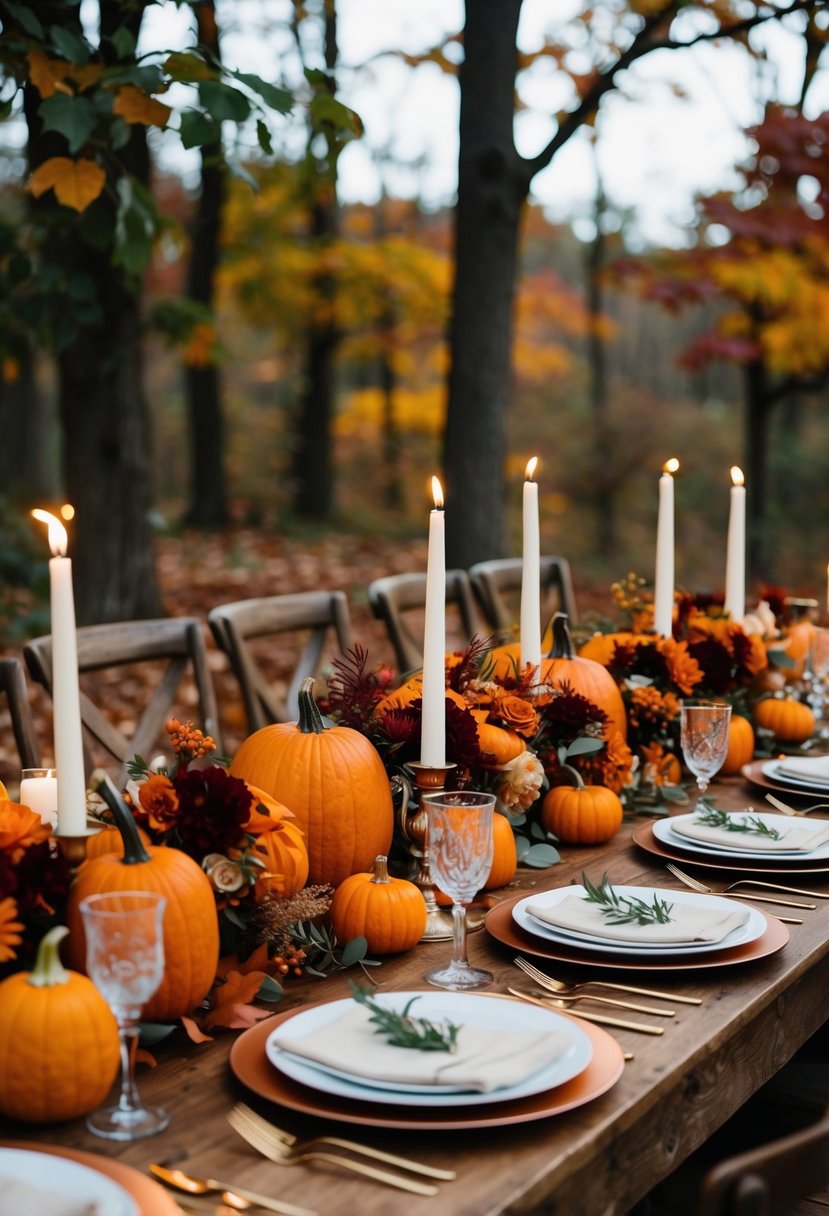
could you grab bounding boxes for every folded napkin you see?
[526,890,749,945]
[776,756,829,786]
[271,1004,571,1094]
[672,815,829,854]
[0,1177,96,1216]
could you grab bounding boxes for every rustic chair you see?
[23,618,220,783]
[208,591,354,731]
[0,656,42,770]
[367,570,489,674]
[468,556,578,637]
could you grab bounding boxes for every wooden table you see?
[5,777,829,1216]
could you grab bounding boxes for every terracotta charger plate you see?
[632,819,829,880]
[742,759,829,801]
[229,1000,625,1130]
[0,1141,181,1216]
[485,888,789,971]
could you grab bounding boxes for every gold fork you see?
[765,793,829,818]
[664,863,808,919]
[230,1103,455,1180]
[226,1106,440,1196]
[514,955,702,1005]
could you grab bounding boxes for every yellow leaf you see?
[72,64,105,92]
[27,50,71,99]
[113,85,171,128]
[28,157,106,212]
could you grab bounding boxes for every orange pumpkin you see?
[540,764,624,845]
[65,782,219,1023]
[578,631,644,666]
[375,676,467,716]
[542,615,627,739]
[230,677,394,887]
[477,721,526,768]
[329,856,426,953]
[483,812,518,890]
[0,927,120,1123]
[753,697,815,745]
[720,714,755,775]
[86,821,151,859]
[251,817,309,902]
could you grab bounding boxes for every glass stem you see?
[116,1023,142,1114]
[451,903,469,970]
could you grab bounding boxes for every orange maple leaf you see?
[181,1014,213,1044]
[203,969,271,1030]
[27,50,72,99]
[113,85,171,128]
[28,157,106,212]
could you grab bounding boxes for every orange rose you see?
[493,693,539,738]
[0,800,51,862]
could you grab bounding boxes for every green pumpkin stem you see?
[558,762,585,789]
[549,613,574,660]
[297,676,327,735]
[94,773,152,865]
[27,925,70,988]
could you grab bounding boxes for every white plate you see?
[512,885,767,958]
[265,991,593,1108]
[656,810,829,861]
[763,761,829,794]
[0,1148,138,1216]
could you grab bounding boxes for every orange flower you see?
[138,774,180,831]
[579,730,634,795]
[0,896,23,964]
[0,800,51,862]
[640,742,682,786]
[243,784,293,836]
[493,692,540,737]
[659,638,703,696]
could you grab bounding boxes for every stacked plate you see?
[652,809,829,865]
[0,1145,179,1216]
[761,756,829,796]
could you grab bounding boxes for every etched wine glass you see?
[423,791,495,990]
[679,703,732,800]
[79,890,169,1140]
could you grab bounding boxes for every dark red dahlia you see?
[172,766,252,859]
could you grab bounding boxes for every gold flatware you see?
[765,793,829,818]
[510,972,673,1016]
[226,1107,440,1196]
[513,955,703,1006]
[149,1165,318,1216]
[507,987,664,1035]
[665,863,808,920]
[231,1103,455,1180]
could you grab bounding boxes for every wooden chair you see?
[468,556,578,637]
[0,656,42,770]
[23,618,220,783]
[208,591,354,732]
[367,570,489,673]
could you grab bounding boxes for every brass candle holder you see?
[399,762,456,942]
[55,827,97,877]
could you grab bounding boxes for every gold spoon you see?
[149,1165,319,1216]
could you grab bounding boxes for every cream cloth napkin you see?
[0,1178,96,1216]
[672,815,829,853]
[776,756,829,786]
[271,1005,571,1094]
[526,891,749,945]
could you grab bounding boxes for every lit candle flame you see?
[663,458,679,475]
[32,508,69,558]
[525,456,538,481]
[730,466,744,487]
[431,476,444,510]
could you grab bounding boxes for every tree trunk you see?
[586,163,615,558]
[744,357,772,585]
[184,0,228,528]
[0,354,53,501]
[444,0,527,569]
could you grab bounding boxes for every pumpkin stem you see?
[94,774,152,866]
[549,613,575,660]
[370,855,391,885]
[557,761,585,789]
[27,925,71,988]
[297,676,327,735]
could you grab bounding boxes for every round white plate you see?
[0,1148,138,1216]
[762,761,829,795]
[265,991,593,1108]
[655,810,829,861]
[512,885,767,957]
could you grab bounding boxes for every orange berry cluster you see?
[272,945,307,978]
[165,717,216,758]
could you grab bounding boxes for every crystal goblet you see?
[680,703,732,799]
[422,791,495,991]
[79,890,169,1140]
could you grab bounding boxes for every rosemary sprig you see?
[581,872,674,926]
[694,804,782,840]
[351,985,460,1053]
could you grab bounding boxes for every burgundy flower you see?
[172,766,252,859]
[687,639,734,694]
[538,683,607,743]
[14,842,70,918]
[610,642,670,685]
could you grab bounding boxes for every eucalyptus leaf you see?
[139,1022,178,1045]
[341,936,368,967]
[566,736,605,757]
[223,905,246,929]
[256,975,284,1002]
[522,842,560,868]
[661,785,691,803]
[514,835,531,861]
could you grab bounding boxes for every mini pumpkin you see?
[753,697,815,745]
[0,926,120,1123]
[540,764,624,846]
[477,721,526,768]
[720,714,755,775]
[483,812,518,890]
[329,856,426,954]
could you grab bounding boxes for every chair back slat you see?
[469,556,578,635]
[367,570,487,674]
[0,657,42,770]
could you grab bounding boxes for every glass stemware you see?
[422,791,495,991]
[679,703,732,798]
[79,890,169,1140]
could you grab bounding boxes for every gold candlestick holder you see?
[400,762,456,942]
[55,827,97,877]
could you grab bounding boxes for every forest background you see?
[1,0,829,765]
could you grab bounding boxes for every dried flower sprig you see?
[351,985,460,1053]
[581,872,674,926]
[249,885,334,955]
[694,803,782,840]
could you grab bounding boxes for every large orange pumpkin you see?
[230,677,394,887]
[542,615,627,739]
[753,697,815,745]
[65,781,219,1023]
[540,764,624,845]
[720,714,755,775]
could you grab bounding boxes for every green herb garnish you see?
[581,872,674,926]
[351,985,460,1053]
[694,803,782,840]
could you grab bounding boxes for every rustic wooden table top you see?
[5,776,829,1216]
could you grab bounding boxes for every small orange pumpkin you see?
[375,676,467,716]
[753,697,815,745]
[477,721,526,768]
[483,812,518,890]
[721,714,755,775]
[578,631,644,666]
[540,763,624,845]
[329,856,426,954]
[0,927,120,1123]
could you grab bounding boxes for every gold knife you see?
[506,987,664,1035]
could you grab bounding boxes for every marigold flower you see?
[0,896,23,964]
[0,801,51,863]
[659,638,703,696]
[138,773,180,832]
